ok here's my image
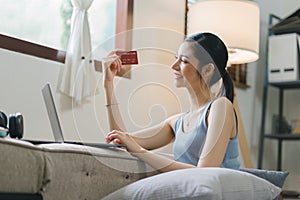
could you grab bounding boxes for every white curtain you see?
[58,0,97,104]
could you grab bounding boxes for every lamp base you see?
[233,90,253,168]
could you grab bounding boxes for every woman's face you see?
[171,41,202,88]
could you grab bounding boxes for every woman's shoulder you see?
[166,113,183,124]
[210,97,234,112]
[213,96,232,105]
[165,113,183,130]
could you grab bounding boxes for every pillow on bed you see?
[239,168,289,188]
[103,168,281,200]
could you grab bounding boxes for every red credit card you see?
[116,51,138,65]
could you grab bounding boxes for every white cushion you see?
[103,167,281,200]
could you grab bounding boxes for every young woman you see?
[103,32,240,173]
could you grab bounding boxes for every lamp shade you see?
[188,0,260,64]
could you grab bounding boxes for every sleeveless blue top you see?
[173,101,240,170]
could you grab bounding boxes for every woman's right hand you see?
[103,50,123,84]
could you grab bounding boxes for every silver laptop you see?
[42,83,124,148]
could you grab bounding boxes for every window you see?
[0,0,117,51]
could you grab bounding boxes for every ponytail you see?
[222,71,234,103]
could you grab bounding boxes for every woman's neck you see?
[187,84,211,112]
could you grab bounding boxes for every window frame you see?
[0,0,133,74]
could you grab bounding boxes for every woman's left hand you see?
[106,130,144,153]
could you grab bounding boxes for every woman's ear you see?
[201,63,215,81]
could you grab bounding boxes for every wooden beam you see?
[0,34,66,63]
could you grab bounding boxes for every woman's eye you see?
[175,55,188,64]
[180,59,188,64]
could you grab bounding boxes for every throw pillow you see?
[239,168,289,188]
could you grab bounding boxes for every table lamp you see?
[188,0,260,65]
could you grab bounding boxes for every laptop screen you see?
[42,83,64,143]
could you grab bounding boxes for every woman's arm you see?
[103,50,178,149]
[104,81,127,132]
[106,129,197,173]
[196,97,236,167]
[103,51,127,132]
[106,114,179,150]
[132,149,197,173]
[130,114,180,150]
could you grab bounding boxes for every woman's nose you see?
[171,59,180,71]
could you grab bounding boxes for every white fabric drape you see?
[58,0,96,104]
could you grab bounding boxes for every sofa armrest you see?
[0,138,45,194]
[38,143,158,199]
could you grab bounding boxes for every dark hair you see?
[185,32,234,102]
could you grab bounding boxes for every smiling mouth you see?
[174,75,183,79]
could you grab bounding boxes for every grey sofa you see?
[0,138,287,200]
[0,138,158,199]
